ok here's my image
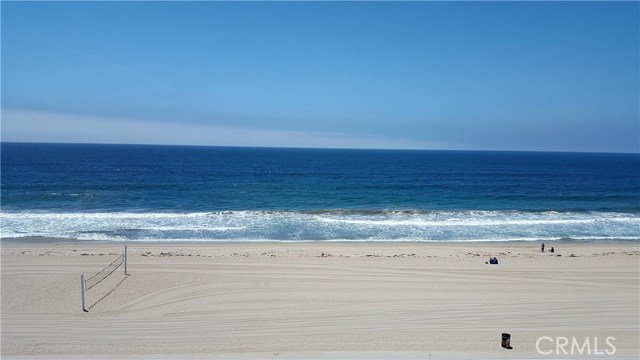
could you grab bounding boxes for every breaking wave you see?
[1,209,638,242]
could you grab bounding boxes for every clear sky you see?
[2,1,638,152]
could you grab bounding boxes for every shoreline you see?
[3,238,639,260]
[2,240,639,359]
[3,235,639,245]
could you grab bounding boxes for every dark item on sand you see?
[501,333,513,349]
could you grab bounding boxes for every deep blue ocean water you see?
[1,143,639,242]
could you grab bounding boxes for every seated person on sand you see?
[486,256,498,265]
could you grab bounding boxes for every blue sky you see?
[2,1,638,152]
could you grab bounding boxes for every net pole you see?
[81,274,87,312]
[124,245,128,275]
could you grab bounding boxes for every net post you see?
[81,274,87,312]
[124,244,128,275]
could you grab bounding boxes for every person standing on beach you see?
[541,243,545,253]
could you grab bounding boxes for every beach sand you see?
[2,240,639,359]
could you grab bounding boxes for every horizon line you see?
[2,140,638,155]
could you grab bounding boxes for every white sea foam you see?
[1,210,638,242]
[316,217,609,226]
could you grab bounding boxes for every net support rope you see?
[84,253,125,291]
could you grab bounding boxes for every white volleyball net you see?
[81,245,129,312]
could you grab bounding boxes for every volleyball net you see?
[80,245,128,312]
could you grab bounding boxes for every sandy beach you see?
[1,240,639,359]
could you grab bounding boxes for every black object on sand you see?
[501,333,513,349]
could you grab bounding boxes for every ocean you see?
[1,143,638,242]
